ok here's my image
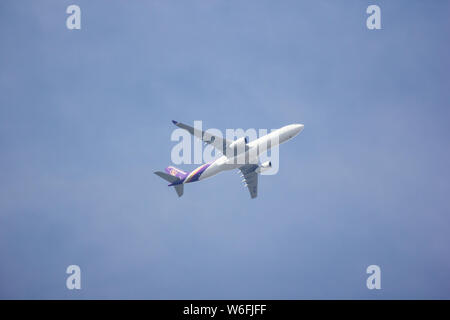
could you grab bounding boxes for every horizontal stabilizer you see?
[154,171,179,184]
[174,184,184,197]
[154,171,184,197]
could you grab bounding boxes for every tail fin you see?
[154,171,185,197]
[165,166,188,180]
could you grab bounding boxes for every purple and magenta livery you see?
[165,163,212,185]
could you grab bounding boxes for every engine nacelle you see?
[256,161,272,173]
[228,137,248,155]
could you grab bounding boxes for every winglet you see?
[172,120,178,125]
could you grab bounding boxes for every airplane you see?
[155,121,304,199]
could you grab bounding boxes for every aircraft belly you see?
[198,162,222,180]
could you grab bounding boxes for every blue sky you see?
[1,0,449,299]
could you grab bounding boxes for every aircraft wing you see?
[172,120,232,154]
[239,164,258,199]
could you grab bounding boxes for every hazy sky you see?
[1,0,449,299]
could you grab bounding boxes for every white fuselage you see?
[191,124,304,182]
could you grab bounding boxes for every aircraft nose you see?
[293,124,304,135]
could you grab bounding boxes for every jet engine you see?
[256,161,272,173]
[228,137,248,155]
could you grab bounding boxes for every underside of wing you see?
[172,120,232,154]
[239,164,259,199]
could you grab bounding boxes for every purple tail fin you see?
[165,166,188,180]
